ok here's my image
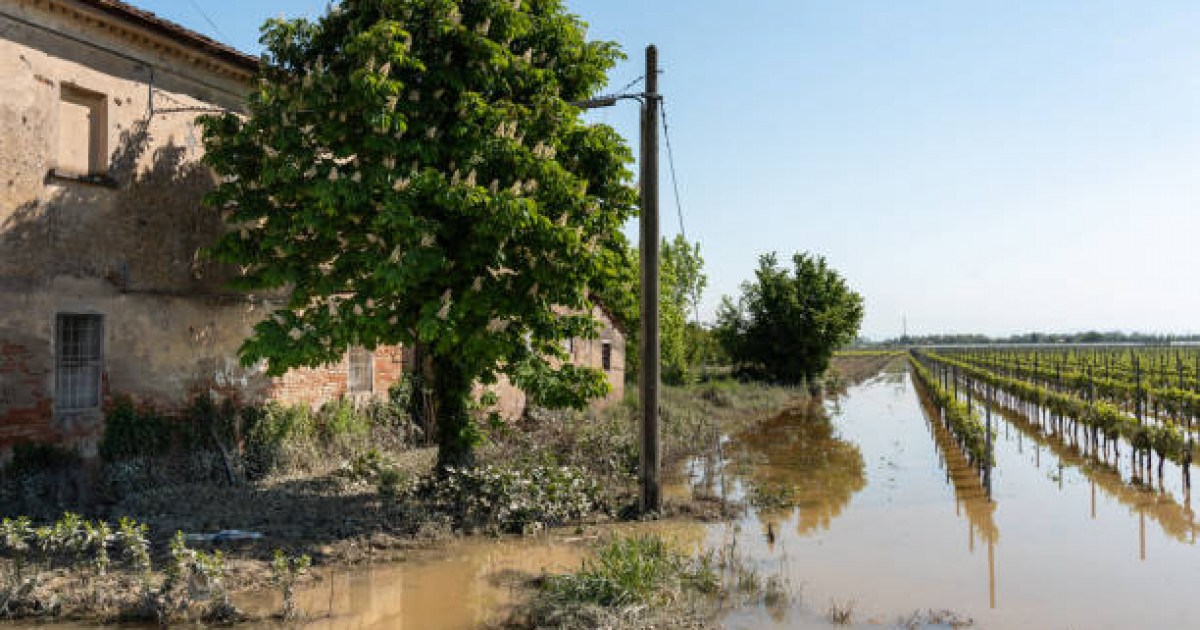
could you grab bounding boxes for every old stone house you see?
[0,0,625,458]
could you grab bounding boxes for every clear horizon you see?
[134,0,1200,339]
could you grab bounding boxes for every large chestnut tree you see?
[200,0,637,468]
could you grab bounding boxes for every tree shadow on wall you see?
[0,114,238,294]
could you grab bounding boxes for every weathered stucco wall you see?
[0,2,270,455]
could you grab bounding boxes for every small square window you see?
[55,314,104,411]
[57,85,108,176]
[601,341,612,371]
[348,347,374,393]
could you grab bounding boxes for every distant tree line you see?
[858,331,1200,347]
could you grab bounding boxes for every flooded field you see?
[713,365,1200,629]
[49,363,1198,630]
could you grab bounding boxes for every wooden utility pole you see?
[570,46,662,514]
[639,45,662,514]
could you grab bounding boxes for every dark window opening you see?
[601,341,612,371]
[55,314,103,411]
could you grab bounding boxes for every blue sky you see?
[141,1,1200,339]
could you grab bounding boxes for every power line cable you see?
[186,0,229,41]
[660,99,686,242]
[616,74,645,95]
[661,98,711,376]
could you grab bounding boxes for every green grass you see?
[541,535,717,607]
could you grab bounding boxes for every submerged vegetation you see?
[514,532,795,630]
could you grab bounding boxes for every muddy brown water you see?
[20,367,1200,629]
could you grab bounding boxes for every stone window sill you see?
[47,168,118,189]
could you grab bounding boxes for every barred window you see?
[348,347,374,393]
[55,314,103,411]
[602,341,612,371]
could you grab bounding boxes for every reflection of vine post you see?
[988,537,996,609]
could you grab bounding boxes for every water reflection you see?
[988,395,1198,545]
[724,398,867,537]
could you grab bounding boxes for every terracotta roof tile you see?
[76,0,258,72]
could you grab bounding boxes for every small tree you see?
[200,0,637,469]
[716,252,863,384]
[617,235,706,385]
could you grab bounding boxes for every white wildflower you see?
[351,171,362,183]
[353,303,364,316]
[288,328,302,340]
[465,170,477,187]
[421,233,435,247]
[393,177,410,191]
[472,276,483,291]
[437,289,452,320]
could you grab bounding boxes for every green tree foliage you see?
[716,252,864,384]
[199,0,638,468]
[617,235,707,385]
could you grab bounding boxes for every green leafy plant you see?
[716,252,864,384]
[422,463,599,533]
[270,550,312,620]
[199,0,639,471]
[0,517,33,585]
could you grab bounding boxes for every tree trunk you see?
[432,353,476,472]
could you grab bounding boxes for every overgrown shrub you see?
[4,443,82,478]
[98,398,173,462]
[422,464,599,533]
[94,387,420,484]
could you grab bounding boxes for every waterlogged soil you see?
[17,363,1200,629]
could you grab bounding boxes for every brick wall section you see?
[268,345,409,408]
